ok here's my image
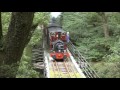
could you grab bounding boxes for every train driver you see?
[66,32,70,43]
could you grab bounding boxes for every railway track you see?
[49,59,83,78]
[52,61,71,78]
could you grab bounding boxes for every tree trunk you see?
[0,12,3,48]
[60,12,63,27]
[98,12,109,38]
[0,12,4,64]
[4,12,34,65]
[102,13,109,38]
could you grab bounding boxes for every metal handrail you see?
[68,40,99,78]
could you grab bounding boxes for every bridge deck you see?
[44,50,86,78]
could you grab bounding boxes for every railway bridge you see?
[32,32,99,78]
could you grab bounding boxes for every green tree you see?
[4,12,34,64]
[62,12,120,78]
[0,12,50,78]
[16,12,50,78]
[0,12,34,77]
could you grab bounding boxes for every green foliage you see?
[28,28,42,46]
[62,12,120,78]
[0,63,19,78]
[33,12,50,25]
[62,12,120,61]
[90,62,120,78]
[29,12,50,46]
[16,45,39,78]
[1,12,11,35]
[0,12,50,78]
[103,39,120,62]
[16,12,50,78]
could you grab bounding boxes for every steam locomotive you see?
[45,18,69,60]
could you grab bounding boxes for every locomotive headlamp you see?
[58,54,61,57]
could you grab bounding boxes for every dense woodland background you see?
[0,12,120,78]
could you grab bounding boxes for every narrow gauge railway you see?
[32,17,99,78]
